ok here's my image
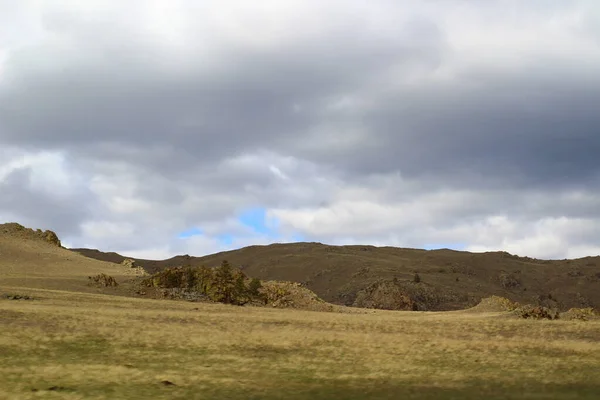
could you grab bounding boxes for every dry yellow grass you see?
[2,230,600,399]
[0,235,145,293]
[1,286,600,400]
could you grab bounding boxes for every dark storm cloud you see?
[0,4,447,174]
[287,58,600,189]
[373,70,600,188]
[4,1,595,191]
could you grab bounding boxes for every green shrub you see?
[143,260,263,306]
[248,278,262,297]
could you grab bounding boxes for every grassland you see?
[2,224,600,399]
[2,286,600,400]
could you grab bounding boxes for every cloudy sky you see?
[1,0,600,259]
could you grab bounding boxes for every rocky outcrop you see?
[121,258,137,268]
[0,223,62,247]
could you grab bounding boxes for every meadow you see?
[1,286,599,400]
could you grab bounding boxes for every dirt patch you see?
[467,296,520,313]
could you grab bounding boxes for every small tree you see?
[248,278,262,297]
[232,273,250,305]
[211,260,235,304]
[413,273,421,283]
[162,268,183,287]
[195,266,214,294]
[183,267,197,290]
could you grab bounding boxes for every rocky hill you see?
[0,222,62,247]
[73,242,600,311]
[0,223,146,292]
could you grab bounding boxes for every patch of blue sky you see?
[178,227,203,239]
[238,207,279,236]
[217,233,234,246]
[179,207,304,247]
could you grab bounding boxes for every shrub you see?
[498,272,521,289]
[2,293,34,300]
[561,307,599,321]
[88,274,118,287]
[513,304,559,320]
[248,278,262,297]
[194,266,214,293]
[143,260,263,306]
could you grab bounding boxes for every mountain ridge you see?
[72,241,600,311]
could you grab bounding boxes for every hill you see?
[0,223,145,293]
[2,222,600,398]
[73,242,600,311]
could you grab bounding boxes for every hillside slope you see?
[73,242,600,311]
[0,223,145,293]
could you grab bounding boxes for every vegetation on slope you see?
[74,242,600,312]
[141,260,265,306]
[139,260,340,312]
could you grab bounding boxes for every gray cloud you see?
[0,163,93,236]
[1,0,600,258]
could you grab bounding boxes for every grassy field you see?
[1,286,600,400]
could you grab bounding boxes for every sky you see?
[1,0,600,260]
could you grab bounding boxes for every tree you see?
[413,273,421,283]
[233,273,250,305]
[195,266,214,294]
[211,260,235,304]
[248,278,262,297]
[183,267,197,290]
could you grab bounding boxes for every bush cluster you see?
[562,307,599,321]
[2,293,34,300]
[498,272,521,289]
[513,304,559,320]
[142,260,264,306]
[88,273,118,287]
